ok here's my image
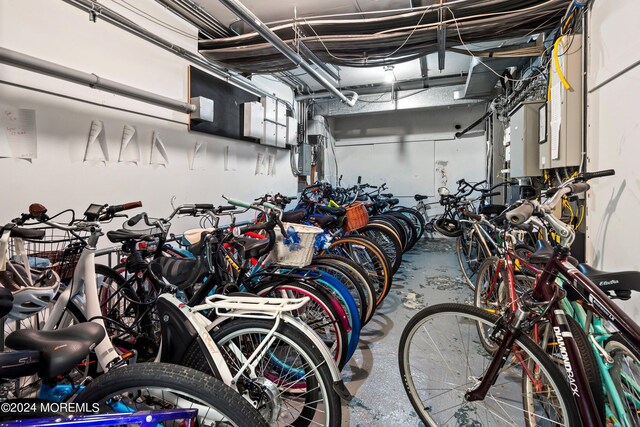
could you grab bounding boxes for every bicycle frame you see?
[470,244,640,427]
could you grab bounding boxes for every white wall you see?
[585,0,640,319]
[0,0,296,234]
[328,105,488,210]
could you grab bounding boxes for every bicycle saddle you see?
[528,240,578,266]
[148,256,207,290]
[232,235,272,259]
[106,229,155,243]
[577,264,640,301]
[387,198,400,207]
[414,194,429,201]
[315,205,346,216]
[282,210,306,223]
[0,287,13,319]
[479,204,507,216]
[5,322,105,379]
[309,213,340,229]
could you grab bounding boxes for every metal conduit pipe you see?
[155,0,230,39]
[218,0,358,107]
[0,46,196,113]
[62,0,270,99]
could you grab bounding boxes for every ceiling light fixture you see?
[383,65,395,83]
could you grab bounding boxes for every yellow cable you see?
[576,204,586,229]
[553,36,571,91]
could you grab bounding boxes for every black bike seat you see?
[282,210,306,223]
[316,205,346,216]
[528,241,578,266]
[6,323,105,379]
[309,214,339,229]
[0,287,13,318]
[233,235,272,259]
[381,193,393,198]
[577,264,640,300]
[148,257,206,290]
[479,204,507,216]
[414,194,429,201]
[107,229,154,243]
[388,198,400,207]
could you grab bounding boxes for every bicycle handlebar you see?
[107,201,142,215]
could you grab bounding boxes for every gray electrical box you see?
[540,35,582,169]
[190,96,214,122]
[509,101,544,178]
[299,144,313,176]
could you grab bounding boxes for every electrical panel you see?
[299,144,313,176]
[262,121,277,147]
[276,100,287,126]
[540,35,582,169]
[261,96,276,122]
[242,101,264,139]
[509,101,544,178]
[275,124,287,148]
[286,116,298,146]
[307,116,325,145]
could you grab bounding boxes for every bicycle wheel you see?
[399,303,580,426]
[386,212,418,251]
[75,362,267,427]
[390,206,426,241]
[456,228,491,291]
[183,318,342,427]
[251,280,349,368]
[605,335,640,427]
[324,236,392,307]
[371,216,407,250]
[354,223,403,274]
[312,254,376,325]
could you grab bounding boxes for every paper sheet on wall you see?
[150,131,169,166]
[255,152,266,175]
[118,125,141,164]
[85,120,109,162]
[0,108,37,159]
[550,82,562,161]
[267,154,276,176]
[190,141,207,170]
[224,145,237,171]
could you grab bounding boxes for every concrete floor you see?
[342,237,473,427]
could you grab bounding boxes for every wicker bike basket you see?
[8,227,88,281]
[343,202,369,232]
[274,223,323,267]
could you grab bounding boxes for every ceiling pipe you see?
[0,46,196,113]
[154,0,230,39]
[62,0,270,99]
[217,0,358,107]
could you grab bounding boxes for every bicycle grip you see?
[462,210,482,221]
[263,202,277,210]
[568,182,590,195]
[127,213,144,227]
[583,169,615,180]
[217,205,236,212]
[505,202,534,225]
[227,198,252,209]
[195,204,214,210]
[109,201,142,214]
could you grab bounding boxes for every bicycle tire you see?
[370,216,407,250]
[183,318,342,427]
[398,303,580,426]
[604,334,640,426]
[354,223,403,274]
[386,212,419,251]
[456,229,491,291]
[312,254,377,325]
[75,362,267,427]
[390,206,426,241]
[323,236,392,306]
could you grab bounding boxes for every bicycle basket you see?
[8,227,89,281]
[343,202,369,232]
[274,223,323,267]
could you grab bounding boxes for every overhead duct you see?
[217,0,358,106]
[199,0,570,72]
[0,47,196,113]
[457,56,530,99]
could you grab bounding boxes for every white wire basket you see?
[274,222,323,267]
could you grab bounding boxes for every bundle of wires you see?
[199,0,572,73]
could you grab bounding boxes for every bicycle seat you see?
[381,193,393,198]
[577,264,640,300]
[106,229,154,243]
[5,323,105,379]
[527,241,579,266]
[315,205,346,217]
[479,204,506,216]
[388,198,400,207]
[414,194,429,201]
[148,257,207,290]
[282,210,306,223]
[233,235,272,259]
[309,213,340,229]
[0,287,13,319]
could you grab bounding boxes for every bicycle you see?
[398,169,635,427]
